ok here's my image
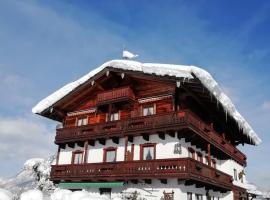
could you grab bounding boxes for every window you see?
[77,117,88,126]
[188,147,195,159]
[109,112,119,121]
[195,194,203,200]
[72,150,83,164]
[143,105,155,116]
[141,144,156,160]
[187,192,192,200]
[233,169,238,181]
[104,147,117,162]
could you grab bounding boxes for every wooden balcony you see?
[55,110,246,165]
[51,158,233,191]
[96,86,135,106]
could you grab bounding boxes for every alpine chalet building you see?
[33,59,261,200]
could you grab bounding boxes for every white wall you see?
[58,143,84,165]
[87,138,125,163]
[83,179,232,200]
[57,133,246,183]
[220,159,247,188]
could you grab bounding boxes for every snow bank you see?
[0,189,12,200]
[24,158,45,170]
[32,59,261,145]
[20,189,43,200]
[51,189,110,200]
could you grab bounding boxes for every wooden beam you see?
[160,179,167,184]
[56,145,61,165]
[98,138,106,145]
[207,143,211,166]
[144,179,152,184]
[83,140,88,163]
[128,135,133,143]
[142,134,149,141]
[124,136,128,161]
[89,140,95,146]
[112,137,119,144]
[67,143,75,148]
[158,132,165,140]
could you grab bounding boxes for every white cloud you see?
[0,115,55,176]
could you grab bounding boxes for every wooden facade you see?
[41,67,251,199]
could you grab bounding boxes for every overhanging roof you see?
[32,59,261,145]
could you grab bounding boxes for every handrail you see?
[56,110,246,165]
[97,86,135,104]
[51,158,232,189]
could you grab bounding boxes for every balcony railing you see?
[96,86,135,105]
[55,110,246,165]
[51,158,233,190]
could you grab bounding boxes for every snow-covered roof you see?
[32,59,261,145]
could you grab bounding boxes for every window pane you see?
[83,118,88,125]
[143,146,154,160]
[143,106,154,116]
[77,117,87,126]
[110,113,119,121]
[106,150,116,162]
[74,153,83,164]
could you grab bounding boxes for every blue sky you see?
[0,0,270,189]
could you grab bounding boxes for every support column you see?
[124,136,128,161]
[56,145,61,165]
[84,140,89,163]
[207,143,211,166]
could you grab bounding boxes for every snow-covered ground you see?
[0,157,121,200]
[0,157,269,200]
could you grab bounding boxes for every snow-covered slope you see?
[0,157,54,196]
[32,59,261,145]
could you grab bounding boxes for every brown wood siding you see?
[135,83,174,98]
[64,117,76,127]
[76,99,96,110]
[156,98,173,114]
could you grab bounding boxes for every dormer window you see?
[77,117,88,126]
[143,105,155,116]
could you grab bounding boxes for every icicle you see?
[225,109,227,122]
[202,87,205,94]
[216,99,219,109]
